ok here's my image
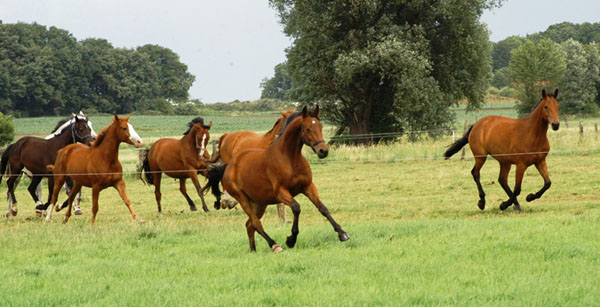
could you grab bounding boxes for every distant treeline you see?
[0,22,194,117]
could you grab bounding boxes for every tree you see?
[491,66,511,88]
[0,112,14,147]
[558,39,599,115]
[270,0,498,143]
[260,62,292,100]
[491,36,524,71]
[509,39,566,116]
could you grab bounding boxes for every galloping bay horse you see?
[45,114,143,224]
[141,117,212,213]
[444,89,560,211]
[209,110,294,221]
[207,105,349,253]
[0,114,95,218]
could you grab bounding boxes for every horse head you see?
[300,105,328,159]
[541,89,560,131]
[72,115,94,146]
[193,121,212,158]
[114,114,143,148]
[77,111,98,141]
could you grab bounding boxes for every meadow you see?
[2,107,600,305]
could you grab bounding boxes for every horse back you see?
[220,131,262,163]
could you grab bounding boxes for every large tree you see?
[509,39,566,116]
[559,40,599,115]
[270,0,498,142]
[260,62,292,100]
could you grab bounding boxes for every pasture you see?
[2,110,600,305]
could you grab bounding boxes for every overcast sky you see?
[1,0,599,103]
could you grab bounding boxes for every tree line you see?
[0,21,194,117]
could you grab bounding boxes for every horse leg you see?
[6,165,22,217]
[45,174,66,222]
[62,183,82,224]
[498,162,514,210]
[509,164,527,211]
[245,219,256,252]
[221,190,238,209]
[179,178,197,211]
[527,159,552,202]
[303,183,349,242]
[113,179,138,221]
[153,172,162,212]
[189,173,209,213]
[28,176,43,209]
[231,189,280,252]
[274,188,300,248]
[64,178,82,215]
[471,156,487,210]
[90,185,101,225]
[58,178,71,211]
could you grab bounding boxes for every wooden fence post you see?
[564,115,569,129]
[461,120,468,160]
[579,120,584,136]
[595,123,598,133]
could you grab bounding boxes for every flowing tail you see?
[0,144,13,184]
[444,126,473,159]
[205,164,227,208]
[140,149,153,185]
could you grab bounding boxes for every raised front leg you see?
[526,159,552,202]
[303,183,349,242]
[274,188,300,248]
[113,179,137,221]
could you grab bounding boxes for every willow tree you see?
[270,0,499,142]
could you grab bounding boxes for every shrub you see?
[0,112,15,147]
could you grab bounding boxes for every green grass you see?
[3,111,600,305]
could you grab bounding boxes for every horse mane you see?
[275,111,302,141]
[45,117,74,139]
[92,119,114,147]
[183,117,209,135]
[51,117,72,133]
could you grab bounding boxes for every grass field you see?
[2,109,600,305]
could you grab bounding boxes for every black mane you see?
[51,117,72,134]
[183,117,210,135]
[275,111,302,141]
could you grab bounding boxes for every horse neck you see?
[263,119,284,141]
[271,118,303,161]
[49,125,75,147]
[180,128,198,152]
[93,124,121,160]
[521,103,549,143]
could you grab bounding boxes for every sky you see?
[0,0,599,103]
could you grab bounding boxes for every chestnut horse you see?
[207,106,349,253]
[141,117,212,213]
[0,114,95,218]
[209,110,294,221]
[444,89,560,211]
[45,114,143,224]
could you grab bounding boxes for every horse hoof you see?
[214,201,220,210]
[526,194,536,202]
[35,210,42,218]
[74,209,82,215]
[272,244,283,253]
[477,200,485,210]
[202,206,209,213]
[57,203,68,212]
[10,210,17,217]
[63,216,69,224]
[190,206,198,212]
[339,232,350,242]
[286,236,297,248]
[499,201,511,211]
[514,205,522,212]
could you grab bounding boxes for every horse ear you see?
[310,105,320,117]
[207,121,212,128]
[301,106,308,118]
[554,88,559,99]
[113,113,119,121]
[542,89,547,98]
[125,114,131,121]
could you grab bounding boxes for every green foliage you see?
[509,39,566,116]
[487,86,500,95]
[204,98,296,113]
[558,40,599,115]
[0,23,194,117]
[492,36,524,71]
[498,86,517,98]
[270,0,495,143]
[0,112,14,147]
[491,66,512,88]
[260,62,292,100]
[528,22,600,44]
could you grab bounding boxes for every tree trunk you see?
[348,117,371,145]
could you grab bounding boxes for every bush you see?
[498,87,517,98]
[0,112,15,147]
[487,86,500,96]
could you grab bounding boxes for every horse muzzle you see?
[551,122,560,131]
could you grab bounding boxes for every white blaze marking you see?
[128,123,143,145]
[199,133,207,156]
[312,120,316,124]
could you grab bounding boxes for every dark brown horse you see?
[207,106,349,253]
[0,115,95,218]
[444,89,560,211]
[209,110,294,221]
[141,117,212,213]
[45,114,143,224]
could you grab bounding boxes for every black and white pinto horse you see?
[8,112,97,217]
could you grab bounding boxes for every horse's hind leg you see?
[232,189,280,252]
[498,163,525,211]
[179,178,197,211]
[471,156,487,210]
[5,165,22,217]
[45,174,66,222]
[62,183,82,224]
[526,159,551,202]
[152,172,162,212]
[64,178,82,215]
[189,173,209,213]
[303,183,349,242]
[275,189,300,248]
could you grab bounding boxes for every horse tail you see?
[141,149,153,185]
[206,163,227,203]
[0,143,13,184]
[444,126,473,159]
[209,133,227,163]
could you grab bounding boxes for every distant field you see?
[3,107,600,304]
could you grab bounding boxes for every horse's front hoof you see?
[10,209,17,217]
[477,199,485,210]
[339,232,350,242]
[63,216,69,224]
[35,210,42,218]
[526,193,536,202]
[499,201,511,211]
[190,205,198,212]
[57,202,68,212]
[514,204,522,212]
[272,244,283,253]
[202,206,209,213]
[214,201,220,210]
[74,208,82,215]
[286,236,297,248]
